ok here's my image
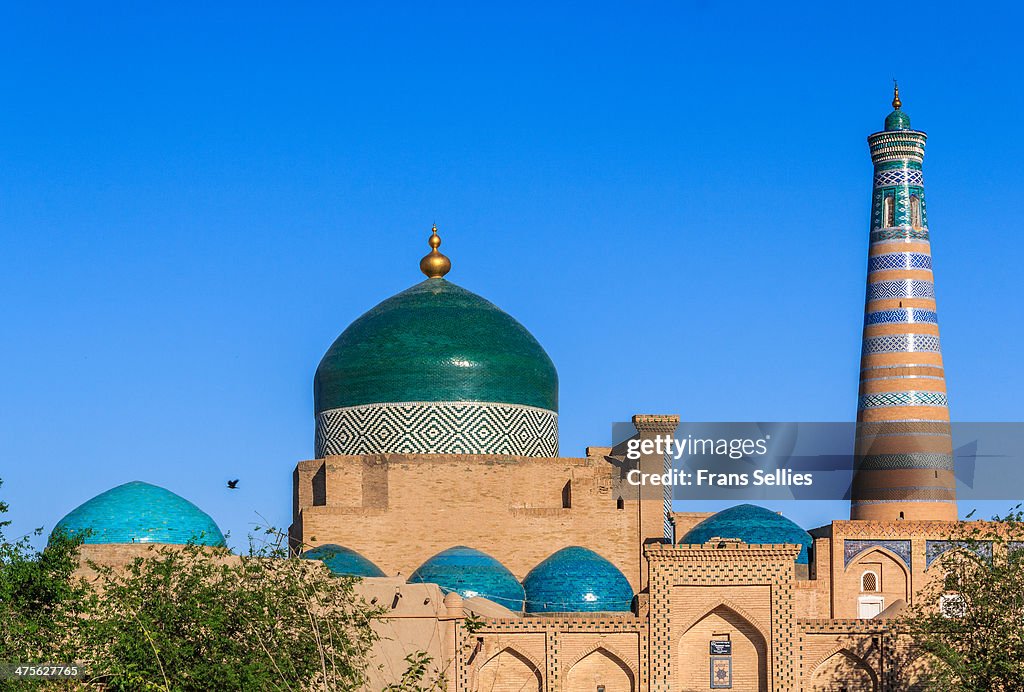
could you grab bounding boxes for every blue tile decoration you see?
[408,546,525,612]
[875,159,923,171]
[874,169,924,187]
[843,539,912,569]
[869,129,926,163]
[867,253,933,273]
[925,540,993,569]
[522,546,634,613]
[301,544,387,578]
[858,391,948,410]
[870,228,930,244]
[861,334,942,355]
[867,279,935,300]
[51,481,225,546]
[677,504,813,564]
[869,183,928,231]
[865,309,938,326]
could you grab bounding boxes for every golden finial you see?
[892,80,902,110]
[419,223,451,279]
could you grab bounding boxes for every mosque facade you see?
[53,91,979,691]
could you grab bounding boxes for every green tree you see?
[899,508,1024,691]
[0,479,92,674]
[1,481,384,690]
[80,535,381,691]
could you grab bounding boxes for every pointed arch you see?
[475,646,543,692]
[675,598,771,646]
[564,641,638,680]
[563,646,635,692]
[809,647,877,691]
[847,546,911,582]
[676,601,769,692]
[478,644,544,676]
[925,545,990,572]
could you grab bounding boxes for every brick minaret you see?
[851,85,957,521]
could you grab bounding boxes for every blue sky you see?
[2,2,1022,548]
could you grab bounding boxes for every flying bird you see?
[227,479,239,489]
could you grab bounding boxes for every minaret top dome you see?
[884,82,912,131]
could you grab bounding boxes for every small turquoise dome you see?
[302,544,386,577]
[408,546,525,611]
[885,109,912,131]
[51,481,225,546]
[314,279,557,414]
[679,504,812,564]
[522,547,633,614]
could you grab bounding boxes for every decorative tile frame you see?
[924,540,994,569]
[843,539,912,570]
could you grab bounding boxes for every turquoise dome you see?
[314,279,557,414]
[522,547,633,614]
[408,546,525,612]
[51,481,225,546]
[679,504,812,564]
[885,109,912,131]
[301,544,386,577]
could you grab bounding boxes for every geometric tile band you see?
[867,252,933,272]
[315,401,558,458]
[861,333,942,354]
[925,540,993,569]
[857,391,949,409]
[855,453,954,470]
[864,308,938,325]
[843,539,912,569]
[867,279,935,300]
[869,131,926,164]
[874,168,924,187]
[871,227,930,244]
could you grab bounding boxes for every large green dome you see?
[313,260,559,458]
[315,279,557,413]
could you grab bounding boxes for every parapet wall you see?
[291,453,643,589]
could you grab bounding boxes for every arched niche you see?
[563,646,635,692]
[676,603,768,691]
[808,648,877,691]
[845,548,910,618]
[476,646,542,692]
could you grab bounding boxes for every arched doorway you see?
[808,649,876,691]
[476,647,542,692]
[563,647,634,692]
[677,604,768,691]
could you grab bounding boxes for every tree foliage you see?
[900,507,1024,691]
[0,480,94,677]
[82,540,381,691]
[0,481,385,690]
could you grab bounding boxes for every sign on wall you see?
[709,640,732,656]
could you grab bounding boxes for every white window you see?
[861,570,879,592]
[940,594,966,618]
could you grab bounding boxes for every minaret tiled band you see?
[851,85,958,521]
